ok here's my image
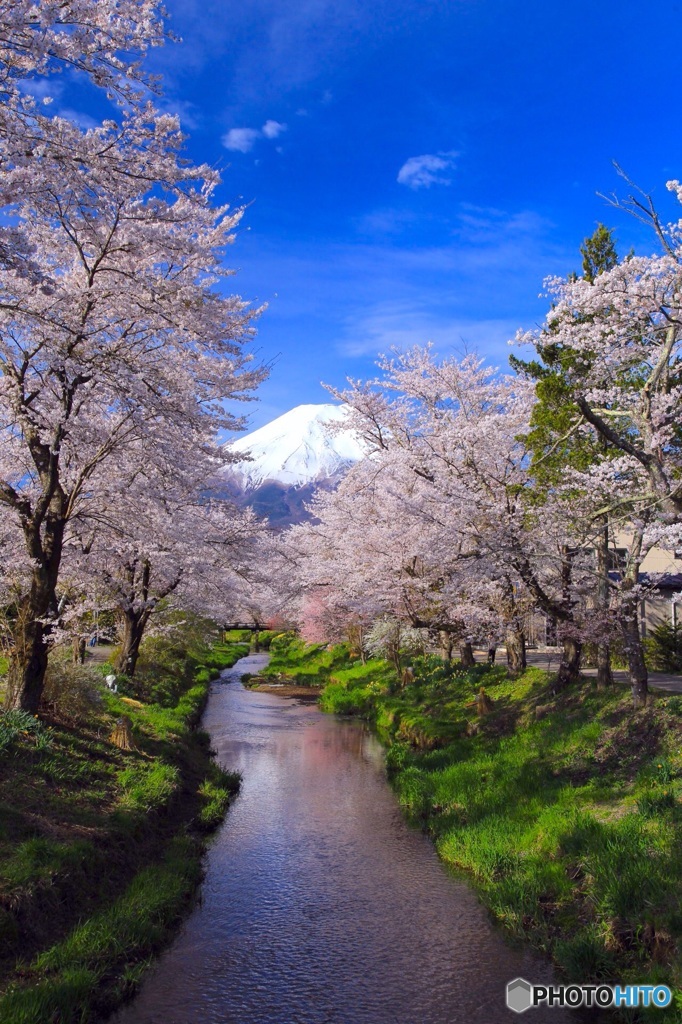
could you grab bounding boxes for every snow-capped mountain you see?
[222,404,365,489]
[216,404,365,527]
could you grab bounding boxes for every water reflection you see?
[113,654,585,1024]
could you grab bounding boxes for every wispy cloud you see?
[454,204,553,245]
[397,151,458,190]
[339,301,522,359]
[155,0,427,104]
[17,77,62,102]
[354,206,419,237]
[222,119,288,152]
[55,107,99,130]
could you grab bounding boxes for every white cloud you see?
[262,118,287,138]
[220,127,260,152]
[222,127,262,152]
[397,151,458,190]
[222,120,287,152]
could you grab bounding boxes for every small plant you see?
[364,617,424,676]
[0,709,51,753]
[653,758,675,784]
[637,789,677,817]
[665,695,682,715]
[555,926,616,980]
[385,742,411,774]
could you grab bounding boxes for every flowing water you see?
[113,654,585,1024]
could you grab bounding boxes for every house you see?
[638,545,682,636]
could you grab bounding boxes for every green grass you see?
[223,629,252,643]
[0,632,244,1021]
[196,767,241,831]
[0,836,203,1023]
[201,641,250,673]
[118,762,180,812]
[309,643,682,1012]
[262,634,365,685]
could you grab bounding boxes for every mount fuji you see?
[218,404,365,525]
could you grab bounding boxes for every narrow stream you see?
[113,654,583,1024]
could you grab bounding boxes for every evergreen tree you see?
[510,225,619,689]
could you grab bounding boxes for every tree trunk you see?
[459,642,475,667]
[595,518,613,688]
[596,642,613,689]
[619,526,648,707]
[621,595,648,707]
[5,614,49,713]
[440,631,454,663]
[5,514,65,713]
[115,611,148,677]
[73,636,86,665]
[555,637,582,691]
[506,624,526,674]
[500,575,527,675]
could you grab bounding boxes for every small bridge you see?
[223,623,267,633]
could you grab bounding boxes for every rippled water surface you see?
[113,654,582,1024]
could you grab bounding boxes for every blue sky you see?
[70,2,682,428]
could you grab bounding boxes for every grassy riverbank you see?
[0,632,247,1023]
[270,636,682,1018]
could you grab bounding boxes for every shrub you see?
[364,617,424,672]
[144,674,184,706]
[644,622,682,672]
[269,631,298,654]
[41,657,103,723]
[256,630,280,649]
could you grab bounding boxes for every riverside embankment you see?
[0,638,247,1024]
[114,652,583,1024]
[256,636,681,1020]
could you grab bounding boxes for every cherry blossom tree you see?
[0,13,266,711]
[0,0,164,93]
[295,349,610,687]
[518,180,682,703]
[67,482,264,677]
[0,1,167,275]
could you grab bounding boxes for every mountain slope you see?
[222,403,365,489]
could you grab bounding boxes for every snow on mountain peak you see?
[221,403,365,488]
